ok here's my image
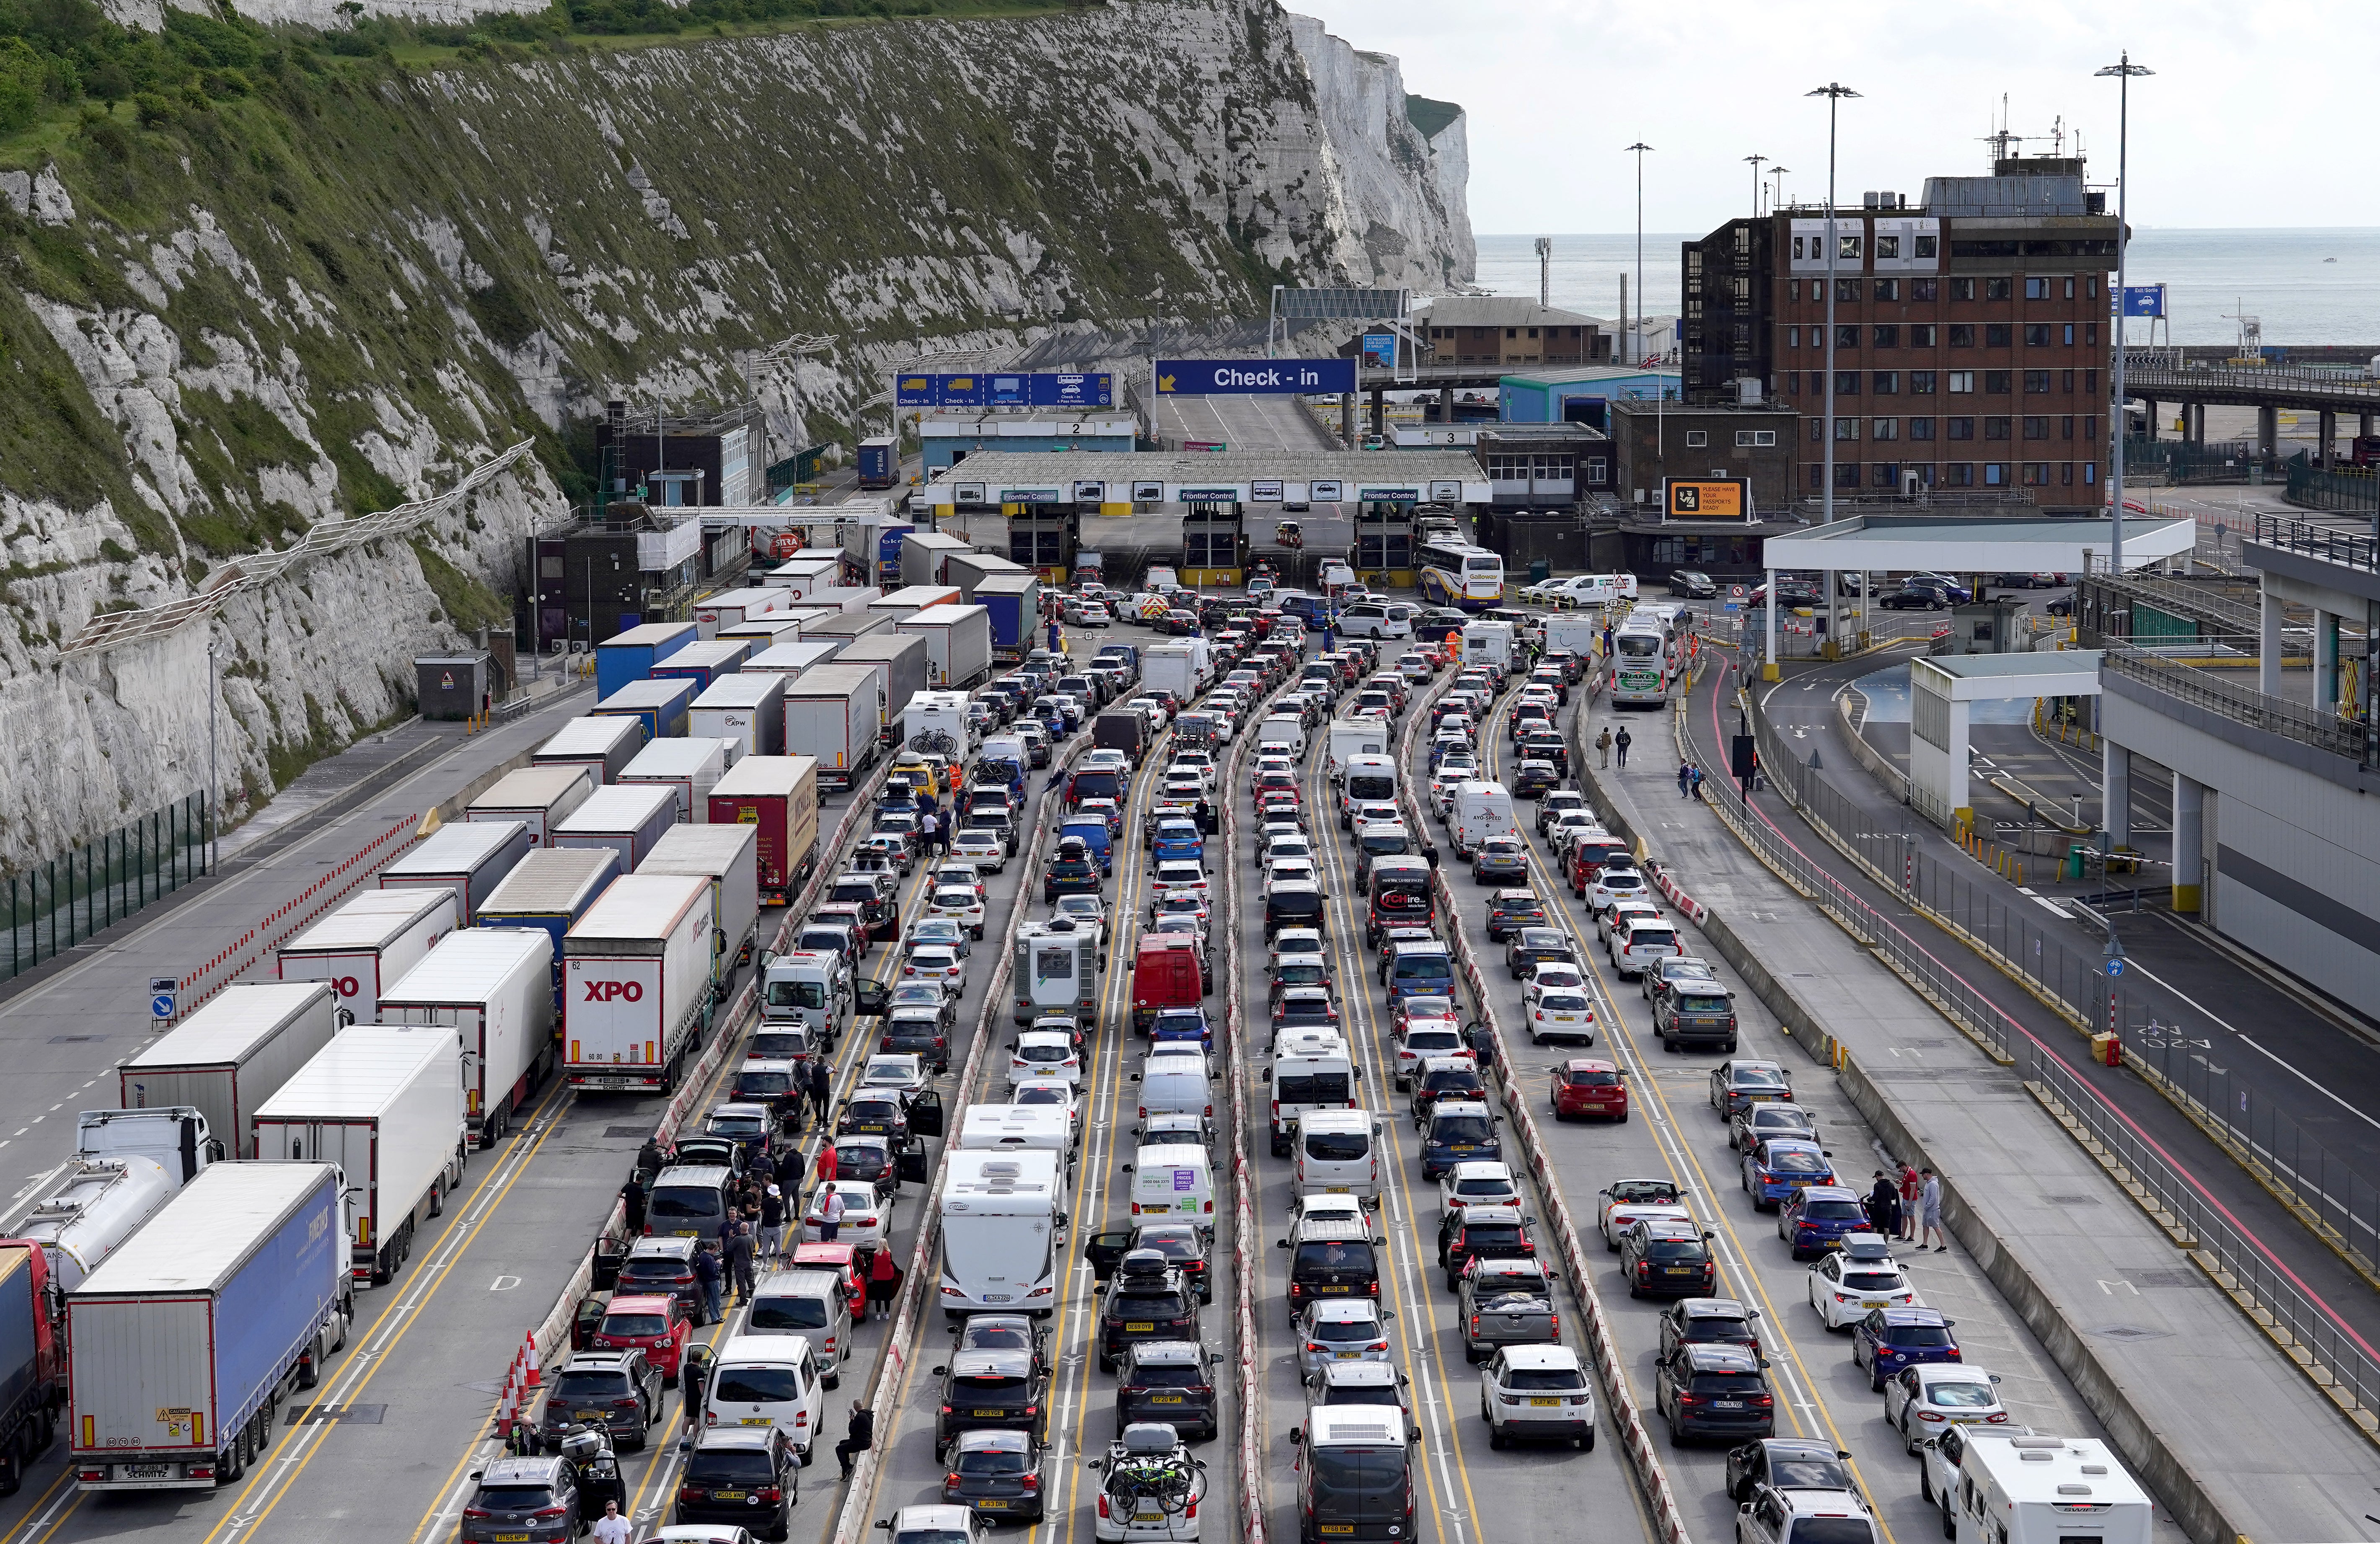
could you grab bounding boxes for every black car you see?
[732,1061,804,1123]
[1504,927,1575,979]
[1437,1204,1535,1287]
[1278,1218,1381,1326]
[1087,1222,1213,1304]
[676,1425,797,1540]
[1483,889,1548,942]
[541,1349,664,1450]
[1115,1339,1222,1441]
[1669,569,1718,599]
[1654,984,1740,1053]
[670,1134,749,1183]
[1619,1220,1719,1299]
[1724,1435,1857,1503]
[1097,1251,1200,1373]
[1509,760,1557,799]
[942,1428,1050,1521]
[836,1090,912,1144]
[1518,734,1569,776]
[1407,1059,1487,1127]
[1655,1343,1775,1444]
[1658,1297,1763,1360]
[880,1008,952,1072]
[1263,885,1327,938]
[1414,609,1471,644]
[1042,853,1103,902]
[461,1455,582,1544]
[932,1345,1048,1449]
[616,1237,702,1313]
[1878,583,1951,611]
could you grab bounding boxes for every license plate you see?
[1327,1185,1349,1193]
[1664,1267,1691,1276]
[493,1535,530,1543]
[1137,1512,1167,1523]
[1862,1299,1888,1309]
[713,1491,746,1501]
[1335,1350,1359,1360]
[1529,1397,1560,1407]
[587,1077,638,1090]
[124,1465,170,1480]
[1715,1400,1744,1409]
[574,1410,604,1420]
[1314,1284,1350,1294]
[973,1408,1004,1417]
[978,1499,1009,1510]
[983,1294,1012,1303]
[1126,1322,1154,1332]
[740,1417,773,1426]
[1321,1527,1355,1536]
[1149,1395,1183,1405]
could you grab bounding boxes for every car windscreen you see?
[1563,1067,1617,1086]
[1428,1113,1494,1145]
[1503,1367,1587,1391]
[1625,928,1678,949]
[1890,1323,1956,1347]
[1928,1380,1996,1406]
[619,1257,691,1284]
[1130,1362,1206,1388]
[1309,1315,1379,1343]
[1268,893,1325,918]
[549,1369,626,1400]
[736,1072,796,1097]
[829,882,878,905]
[1792,1521,1878,1544]
[1276,1072,1351,1105]
[1617,635,1661,658]
[1677,994,1733,1013]
[1273,963,1329,987]
[1359,831,1410,856]
[1801,1199,1865,1221]
[1687,1370,1766,1394]
[1346,773,1396,801]
[766,980,827,1010]
[1771,1456,1856,1489]
[600,1313,667,1337]
[955,1443,1032,1474]
[649,1186,722,1220]
[1459,1224,1524,1250]
[750,1294,830,1331]
[712,1365,803,1403]
[686,1448,776,1484]
[1643,1239,1705,1260]
[1767,1150,1827,1175]
[1304,1129,1370,1162]
[476,1485,559,1510]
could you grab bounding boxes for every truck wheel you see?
[0,1444,21,1496]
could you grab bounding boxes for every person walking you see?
[1596,726,1612,769]
[836,1402,875,1481]
[725,1220,757,1304]
[817,1185,846,1245]
[692,1240,724,1326]
[1898,1162,1923,1243]
[808,1057,834,1133]
[866,1240,901,1321]
[1677,760,1693,798]
[1920,1168,1947,1251]
[760,1183,786,1261]
[1614,725,1632,768]
[618,1172,647,1236]
[591,1500,633,1544]
[1690,764,1706,801]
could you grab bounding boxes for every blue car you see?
[1776,1185,1867,1260]
[1148,1008,1213,1048]
[1151,819,1205,867]
[1741,1139,1836,1210]
[1058,820,1114,875]
[1418,1100,1501,1180]
[1851,1306,1961,1391]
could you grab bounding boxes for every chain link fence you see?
[4,792,212,980]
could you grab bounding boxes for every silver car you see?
[1293,1299,1395,1379]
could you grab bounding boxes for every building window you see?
[2024,277,2051,300]
[1873,371,1899,394]
[1950,277,1976,301]
[1874,277,1900,300]
[1786,372,1801,394]
[1835,325,1860,350]
[1872,462,1900,487]
[1787,325,1801,348]
[1876,237,1901,261]
[1839,235,1863,261]
[1834,371,1860,395]
[2061,415,2076,439]
[1788,278,1801,301]
[1911,370,1938,394]
[2024,323,2052,347]
[1811,463,1825,488]
[1526,327,1539,338]
[1985,277,2013,300]
[1947,416,1976,440]
[2064,278,2076,299]
[1587,457,1609,485]
[1810,416,1824,442]
[2023,462,2051,485]
[2085,413,2098,440]
[1945,462,1974,486]
[1985,323,2013,347]
[1873,325,1899,348]
[1871,417,1899,441]
[2023,370,2050,394]
[1836,278,1861,302]
[2087,277,2100,297]
[1836,463,1862,488]
[1984,370,2013,394]
[1910,324,1938,347]
[1835,417,1861,441]
[1912,278,1939,302]
[2062,369,2075,393]
[1735,429,1779,446]
[1792,236,1807,261]
[1915,235,1938,258]
[1985,416,2012,440]
[2061,462,2074,485]
[1685,429,1709,447]
[2084,460,2098,483]
[2023,416,2050,439]
[1984,462,2005,485]
[1910,417,1935,441]
[2085,323,2098,346]
[1947,371,1975,394]
[1948,324,1976,348]
[2063,324,2076,346]
[2085,368,2100,397]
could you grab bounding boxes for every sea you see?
[1469,228,2380,347]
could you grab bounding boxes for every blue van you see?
[1059,818,1114,875]
[1151,818,1204,868]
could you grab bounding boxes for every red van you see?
[1131,935,1206,1033]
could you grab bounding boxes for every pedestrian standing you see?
[1898,1163,1922,1242]
[1601,623,1614,658]
[774,1144,805,1198]
[1690,765,1706,801]
[866,1241,902,1321]
[692,1241,724,1326]
[1865,1171,1895,1234]
[591,1500,633,1544]
[1048,619,1062,655]
[681,1345,712,1435]
[817,1185,846,1244]
[726,1221,757,1303]
[619,1172,647,1236]
[761,1184,786,1260]
[1596,726,1612,769]
[1614,726,1632,768]
[1677,760,1693,798]
[836,1403,875,1480]
[1920,1169,1947,1250]
[809,1058,833,1132]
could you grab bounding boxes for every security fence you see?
[4,792,212,980]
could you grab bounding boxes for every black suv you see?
[1096,1250,1200,1373]
[541,1349,664,1450]
[676,1425,797,1540]
[1043,850,1103,903]
[1437,1204,1535,1287]
[1619,1220,1720,1300]
[1503,927,1574,979]
[1483,890,1548,941]
[461,1456,581,1544]
[932,1344,1049,1450]
[1277,1217,1380,1327]
[616,1237,702,1314]
[825,873,898,940]
[1407,1059,1488,1128]
[1086,1222,1212,1304]
[1115,1340,1221,1441]
[1654,1342,1775,1444]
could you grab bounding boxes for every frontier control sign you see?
[1156,358,1356,396]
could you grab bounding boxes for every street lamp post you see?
[2097,52,2153,577]
[1624,143,1653,369]
[206,635,219,871]
[1808,84,1860,531]
[1768,166,1790,218]
[1744,153,1767,219]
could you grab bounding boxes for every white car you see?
[1391,1020,1469,1090]
[1522,963,1588,1007]
[1262,857,1320,896]
[1127,697,1172,729]
[1609,915,1681,978]
[1546,811,1600,856]
[1166,753,1216,791]
[1588,867,1653,916]
[1807,1243,1920,1330]
[1268,928,1325,965]
[1882,1364,2008,1453]
[1160,776,1206,806]
[1052,892,1110,943]
[935,861,989,900]
[1598,1180,1691,1249]
[1084,748,1131,773]
[928,884,988,940]
[801,1179,889,1246]
[1596,896,1664,943]
[1293,1299,1394,1378]
[1152,860,1211,903]
[903,943,966,984]
[860,1053,930,1097]
[1293,1193,1372,1236]
[1007,1030,1082,1090]
[1011,1081,1084,1143]
[1263,834,1317,867]
[1478,1344,1595,1450]
[1438,1160,1521,1218]
[949,828,1007,872]
[1524,987,1596,1047]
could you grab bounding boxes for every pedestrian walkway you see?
[1570,687,2377,1544]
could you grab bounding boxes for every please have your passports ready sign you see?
[1156,359,1357,396]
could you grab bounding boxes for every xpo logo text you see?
[583,980,644,1003]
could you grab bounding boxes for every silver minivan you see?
[745,1268,854,1389]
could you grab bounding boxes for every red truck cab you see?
[1131,935,1206,1034]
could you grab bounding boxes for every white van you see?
[759,950,854,1042]
[705,1334,825,1462]
[1267,1047,1358,1158]
[744,1268,854,1387]
[938,1149,1065,1316]
[1451,780,1517,859]
[1257,713,1307,760]
[1125,1142,1216,1234]
[1133,1060,1213,1125]
[1292,1108,1380,1202]
[1955,1435,2152,1544]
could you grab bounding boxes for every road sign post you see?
[150,975,177,1029]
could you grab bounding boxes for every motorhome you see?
[937,1150,1066,1316]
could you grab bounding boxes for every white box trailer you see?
[66,1162,349,1492]
[806,586,883,613]
[638,824,761,1004]
[1143,641,1210,702]
[900,531,975,588]
[833,634,930,733]
[619,737,731,823]
[903,690,975,758]
[942,550,1027,601]
[530,715,647,785]
[468,764,597,845]
[896,603,994,689]
[562,873,715,1093]
[379,929,554,1149]
[743,639,847,680]
[692,586,790,639]
[690,671,786,759]
[938,1150,1063,1313]
[378,818,532,920]
[551,782,680,874]
[717,616,807,653]
[251,1027,464,1285]
[120,982,341,1159]
[781,663,881,791]
[765,556,841,598]
[276,889,457,1024]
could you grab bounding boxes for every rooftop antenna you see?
[2050,114,2067,155]
[1534,237,1552,308]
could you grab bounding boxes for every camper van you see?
[1950,1435,2151,1544]
[938,1150,1066,1316]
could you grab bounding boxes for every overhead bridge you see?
[2124,361,2380,466]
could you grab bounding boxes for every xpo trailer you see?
[563,873,715,1093]
[379,929,555,1148]
[468,764,597,845]
[275,889,458,1024]
[250,1027,465,1286]
[781,664,882,789]
[706,756,821,904]
[530,715,647,786]
[551,782,680,875]
[378,818,532,921]
[67,1162,350,1492]
[475,848,622,1012]
[619,737,732,823]
[119,982,339,1157]
[690,671,787,760]
[639,824,762,1004]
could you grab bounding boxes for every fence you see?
[2284,457,2380,517]
[2256,509,2380,573]
[2099,642,2367,762]
[3,791,212,980]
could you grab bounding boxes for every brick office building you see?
[1415,298,1610,368]
[1682,155,2119,513]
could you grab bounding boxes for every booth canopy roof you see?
[1762,516,2195,573]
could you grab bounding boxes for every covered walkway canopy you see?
[1909,652,2104,828]
[911,450,1490,512]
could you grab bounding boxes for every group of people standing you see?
[1865,1162,1948,1250]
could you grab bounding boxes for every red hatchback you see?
[590,1292,692,1379]
[1551,1059,1629,1122]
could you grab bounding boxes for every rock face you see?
[0,0,1468,865]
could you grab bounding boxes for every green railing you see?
[4,792,212,980]
[2283,454,2380,517]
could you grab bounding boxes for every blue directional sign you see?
[2120,284,2165,318]
[1155,358,1356,396]
[896,372,1113,409]
[2106,957,2126,977]
[150,975,177,1022]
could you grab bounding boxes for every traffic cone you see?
[521,1332,541,1388]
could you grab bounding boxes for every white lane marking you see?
[2119,960,2380,1139]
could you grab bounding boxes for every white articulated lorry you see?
[637,824,761,1006]
[378,929,555,1149]
[377,818,532,920]
[119,982,339,1157]
[250,1026,465,1286]
[561,873,715,1093]
[275,888,457,1023]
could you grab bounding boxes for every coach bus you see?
[1416,539,1504,612]
[1608,618,1675,707]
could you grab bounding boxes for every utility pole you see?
[1625,144,1653,369]
[2097,52,2153,577]
[1745,153,1768,218]
[1534,237,1552,308]
[206,635,219,870]
[1808,83,1861,525]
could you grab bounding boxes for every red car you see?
[793,1241,866,1304]
[590,1292,693,1379]
[1551,1059,1629,1122]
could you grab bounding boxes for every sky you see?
[1288,0,2377,235]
